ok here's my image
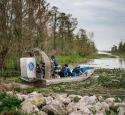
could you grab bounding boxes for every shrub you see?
[0,92,23,114]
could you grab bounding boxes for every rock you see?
[21,100,39,114]
[42,100,67,115]
[88,95,97,104]
[115,102,125,107]
[45,96,53,105]
[80,107,92,114]
[105,98,115,106]
[101,102,109,111]
[27,92,45,107]
[79,95,97,105]
[38,111,48,115]
[69,111,83,115]
[67,102,77,113]
[95,102,103,113]
[55,94,71,105]
[31,95,45,107]
[118,107,125,115]
[67,101,92,114]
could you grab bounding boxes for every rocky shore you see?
[7,91,125,115]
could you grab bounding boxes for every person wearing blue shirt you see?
[64,64,72,76]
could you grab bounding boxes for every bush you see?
[98,75,111,85]
[0,92,23,114]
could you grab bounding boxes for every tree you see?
[50,6,59,50]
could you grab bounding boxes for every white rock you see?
[69,111,83,115]
[38,111,48,115]
[55,94,71,105]
[95,102,102,112]
[67,101,92,114]
[31,95,45,107]
[67,102,76,113]
[21,100,39,114]
[118,107,125,115]
[45,96,53,105]
[79,95,97,105]
[115,102,125,107]
[105,98,115,106]
[89,95,97,104]
[42,100,67,115]
[101,102,109,110]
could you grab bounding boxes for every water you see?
[82,52,125,69]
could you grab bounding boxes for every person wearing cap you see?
[64,64,72,76]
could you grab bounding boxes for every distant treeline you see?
[0,0,97,69]
[111,41,125,54]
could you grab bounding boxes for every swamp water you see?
[83,52,125,69]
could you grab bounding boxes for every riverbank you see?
[112,53,125,58]
[56,53,115,66]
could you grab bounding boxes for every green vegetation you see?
[97,69,125,88]
[105,106,119,115]
[111,41,125,58]
[56,54,88,66]
[0,92,23,114]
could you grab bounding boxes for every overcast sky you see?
[47,0,125,50]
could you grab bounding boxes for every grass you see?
[56,54,88,66]
[56,53,115,66]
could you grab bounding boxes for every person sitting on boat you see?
[64,64,72,76]
[58,64,72,77]
[50,56,61,70]
[58,66,67,77]
[51,56,59,67]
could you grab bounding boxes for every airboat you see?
[20,48,94,85]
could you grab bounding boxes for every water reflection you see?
[82,58,125,69]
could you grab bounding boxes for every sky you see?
[47,0,125,51]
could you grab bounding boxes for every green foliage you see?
[111,41,125,55]
[73,96,81,103]
[105,106,119,115]
[98,74,112,85]
[0,92,23,114]
[56,54,86,65]
[0,69,20,77]
[96,69,125,88]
